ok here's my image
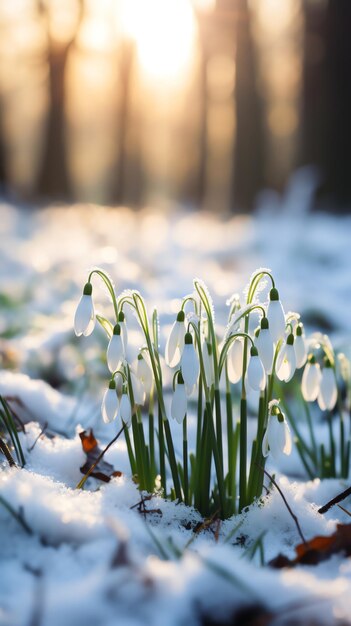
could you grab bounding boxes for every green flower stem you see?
[247,392,266,503]
[148,388,156,479]
[122,292,182,501]
[131,414,146,490]
[158,400,166,495]
[88,269,118,320]
[124,425,136,476]
[183,415,189,505]
[238,311,250,513]
[302,396,318,466]
[239,397,247,512]
[0,397,25,467]
[189,320,226,518]
[225,367,234,501]
[327,411,336,477]
[194,281,223,472]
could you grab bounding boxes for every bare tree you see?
[36,0,84,200]
[231,0,264,212]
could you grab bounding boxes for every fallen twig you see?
[259,466,307,545]
[76,424,125,489]
[318,485,351,514]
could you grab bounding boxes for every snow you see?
[1,196,351,625]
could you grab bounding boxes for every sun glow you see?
[121,0,196,83]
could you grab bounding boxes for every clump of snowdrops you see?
[74,268,350,519]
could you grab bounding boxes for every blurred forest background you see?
[0,0,350,213]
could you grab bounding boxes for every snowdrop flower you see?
[74,282,95,337]
[301,355,322,402]
[247,346,266,391]
[255,317,274,374]
[118,311,128,353]
[171,372,187,424]
[294,324,307,369]
[107,324,124,373]
[120,391,132,426]
[202,340,214,387]
[227,337,245,384]
[262,405,292,460]
[276,334,296,383]
[101,380,118,423]
[181,332,199,392]
[136,353,153,394]
[267,288,286,344]
[318,359,337,411]
[130,370,145,406]
[165,310,186,368]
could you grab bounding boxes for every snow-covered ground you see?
[1,194,351,625]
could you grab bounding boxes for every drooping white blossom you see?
[130,369,145,406]
[120,391,132,426]
[181,332,199,392]
[262,408,292,460]
[165,311,186,368]
[136,353,153,394]
[247,346,266,391]
[301,356,322,402]
[318,359,337,411]
[118,311,128,353]
[255,317,274,374]
[227,337,245,384]
[276,334,296,383]
[267,288,286,344]
[107,324,124,373]
[171,372,187,424]
[74,283,95,337]
[294,324,307,369]
[101,380,118,423]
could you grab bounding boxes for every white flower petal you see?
[165,321,185,368]
[171,383,187,423]
[255,328,274,374]
[247,355,266,391]
[130,371,145,405]
[294,334,307,369]
[107,333,124,373]
[120,394,132,426]
[227,338,244,384]
[301,362,322,402]
[181,343,199,390]
[267,299,286,344]
[318,367,337,411]
[74,294,95,337]
[101,388,118,423]
[276,343,296,382]
[136,356,153,393]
